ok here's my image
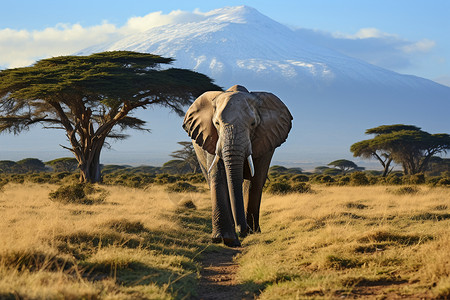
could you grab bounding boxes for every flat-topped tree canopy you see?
[0,51,221,182]
[365,124,421,135]
[351,124,450,176]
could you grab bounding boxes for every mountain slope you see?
[80,5,450,166]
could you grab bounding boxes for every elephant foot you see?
[211,232,241,248]
[238,224,255,239]
[223,237,241,247]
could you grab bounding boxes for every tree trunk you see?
[382,157,393,177]
[418,152,435,173]
[77,140,104,183]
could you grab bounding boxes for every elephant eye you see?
[251,121,256,127]
[215,121,220,126]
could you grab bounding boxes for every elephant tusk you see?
[208,154,219,174]
[247,155,255,177]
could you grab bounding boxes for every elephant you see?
[182,85,292,247]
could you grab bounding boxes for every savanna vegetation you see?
[0,174,448,299]
[0,137,448,299]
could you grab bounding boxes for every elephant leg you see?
[209,156,241,247]
[244,150,274,233]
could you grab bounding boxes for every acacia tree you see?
[350,139,394,177]
[327,159,361,174]
[0,51,220,182]
[17,158,47,173]
[46,157,78,172]
[350,124,450,175]
[169,141,200,173]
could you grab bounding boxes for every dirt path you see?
[196,246,254,300]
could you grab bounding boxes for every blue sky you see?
[1,0,449,86]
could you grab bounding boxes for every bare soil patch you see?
[197,246,254,300]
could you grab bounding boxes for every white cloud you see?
[0,22,121,68]
[121,9,207,34]
[0,9,208,69]
[401,39,435,53]
[335,27,396,39]
[294,27,436,71]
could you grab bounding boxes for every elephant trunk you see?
[222,149,248,235]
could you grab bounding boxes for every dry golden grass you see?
[0,182,448,299]
[0,182,213,299]
[238,185,450,299]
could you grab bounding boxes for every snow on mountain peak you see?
[202,5,262,24]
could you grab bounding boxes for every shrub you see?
[292,182,312,193]
[310,174,323,183]
[437,177,450,186]
[52,172,72,180]
[291,174,309,182]
[154,174,177,184]
[29,173,52,184]
[321,175,335,183]
[266,181,292,195]
[403,173,425,184]
[368,176,381,185]
[427,176,442,186]
[9,174,25,184]
[184,173,206,183]
[350,172,369,186]
[323,168,342,176]
[49,183,108,205]
[166,181,198,193]
[338,176,351,186]
[389,186,420,195]
[386,174,403,185]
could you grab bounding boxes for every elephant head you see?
[183,85,292,234]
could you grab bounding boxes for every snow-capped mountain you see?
[81,6,450,166]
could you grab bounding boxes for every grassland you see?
[0,182,448,299]
[239,185,450,299]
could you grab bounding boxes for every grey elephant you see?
[183,85,292,247]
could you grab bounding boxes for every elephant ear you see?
[251,92,293,158]
[183,91,222,155]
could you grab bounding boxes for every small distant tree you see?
[169,141,200,173]
[269,165,288,173]
[0,51,220,183]
[161,159,192,174]
[314,166,331,174]
[46,157,78,172]
[323,168,343,176]
[351,124,450,175]
[328,159,360,174]
[17,158,46,173]
[0,160,18,173]
[423,157,450,176]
